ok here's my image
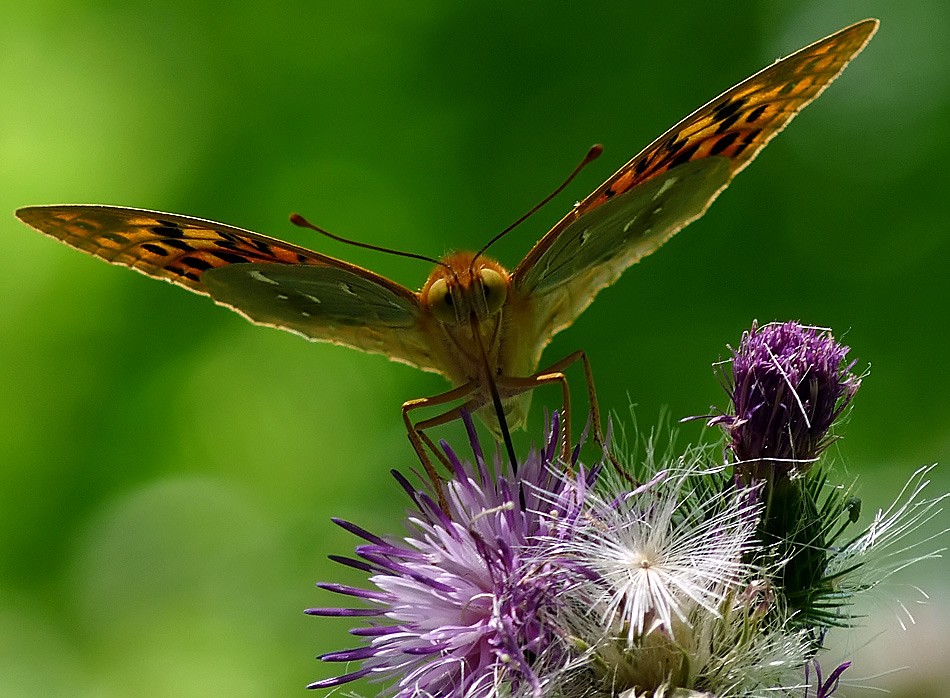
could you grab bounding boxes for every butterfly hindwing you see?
[514,157,731,298]
[202,263,437,370]
[506,157,731,373]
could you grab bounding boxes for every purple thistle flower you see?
[710,321,860,482]
[306,413,598,698]
[299,318,941,697]
[706,322,864,628]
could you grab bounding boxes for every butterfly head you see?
[422,252,509,327]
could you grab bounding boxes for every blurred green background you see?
[1,1,948,696]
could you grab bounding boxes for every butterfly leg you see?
[402,382,479,510]
[524,350,629,480]
[495,370,573,465]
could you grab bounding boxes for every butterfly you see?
[17,19,877,479]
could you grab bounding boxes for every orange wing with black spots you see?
[16,205,438,370]
[509,19,877,367]
[17,205,344,292]
[581,19,878,213]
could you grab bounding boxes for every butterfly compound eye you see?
[426,277,458,324]
[478,268,507,315]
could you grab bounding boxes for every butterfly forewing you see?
[515,20,877,287]
[15,205,335,293]
[16,204,436,369]
[510,19,877,364]
[576,19,877,220]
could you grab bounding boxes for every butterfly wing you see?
[509,19,878,366]
[201,263,437,367]
[16,205,439,371]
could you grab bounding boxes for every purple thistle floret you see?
[306,413,598,698]
[805,659,850,698]
[710,321,860,481]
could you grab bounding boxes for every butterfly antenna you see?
[290,213,451,271]
[474,144,603,261]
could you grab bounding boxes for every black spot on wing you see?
[726,128,763,158]
[142,243,170,256]
[667,142,701,169]
[182,256,213,272]
[712,96,748,121]
[660,134,678,153]
[210,250,252,264]
[248,238,274,255]
[709,131,740,156]
[163,239,195,252]
[660,137,690,164]
[714,112,742,134]
[742,128,762,144]
[151,221,186,238]
[745,104,768,123]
